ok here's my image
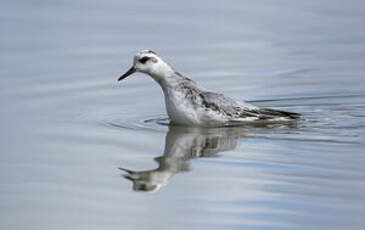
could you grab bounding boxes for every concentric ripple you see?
[106,114,170,133]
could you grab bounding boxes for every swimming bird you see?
[118,50,300,127]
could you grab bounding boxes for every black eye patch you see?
[139,57,150,64]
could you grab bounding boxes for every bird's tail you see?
[259,108,301,120]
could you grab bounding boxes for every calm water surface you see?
[1,1,365,229]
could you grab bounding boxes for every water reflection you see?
[120,126,247,192]
[120,125,263,192]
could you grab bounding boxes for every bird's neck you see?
[148,63,180,90]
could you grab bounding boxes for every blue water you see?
[1,1,365,229]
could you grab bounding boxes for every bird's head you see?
[118,50,171,82]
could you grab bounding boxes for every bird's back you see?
[166,77,299,126]
[159,72,299,126]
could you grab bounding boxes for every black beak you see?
[118,67,136,81]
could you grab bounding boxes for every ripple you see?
[106,114,170,133]
[86,93,365,147]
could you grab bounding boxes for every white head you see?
[118,50,173,82]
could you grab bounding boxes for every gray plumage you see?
[119,50,300,127]
[175,73,300,122]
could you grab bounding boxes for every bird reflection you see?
[120,125,247,192]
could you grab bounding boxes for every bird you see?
[118,50,300,127]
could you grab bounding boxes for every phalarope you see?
[118,50,300,127]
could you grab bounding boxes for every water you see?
[1,0,365,229]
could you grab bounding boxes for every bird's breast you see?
[163,89,200,125]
